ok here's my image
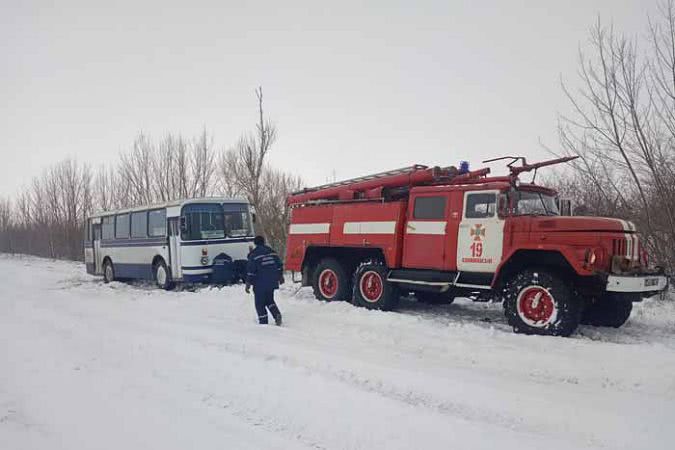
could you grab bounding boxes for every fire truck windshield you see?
[514,190,559,216]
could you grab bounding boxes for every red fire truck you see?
[284,157,668,336]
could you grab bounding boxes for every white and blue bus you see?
[84,197,255,288]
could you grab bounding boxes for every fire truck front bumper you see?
[606,274,668,294]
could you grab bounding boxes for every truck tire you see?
[313,258,352,301]
[154,259,175,291]
[502,268,581,337]
[352,262,400,311]
[581,293,634,328]
[416,291,455,305]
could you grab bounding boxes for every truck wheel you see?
[581,293,635,328]
[313,258,352,301]
[103,259,115,284]
[154,259,175,291]
[416,291,455,305]
[352,262,400,311]
[502,268,581,337]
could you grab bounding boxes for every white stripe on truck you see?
[406,221,446,235]
[343,221,397,235]
[289,223,330,235]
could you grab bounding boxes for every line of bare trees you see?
[0,87,302,261]
[551,0,675,274]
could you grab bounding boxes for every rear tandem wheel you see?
[352,261,400,311]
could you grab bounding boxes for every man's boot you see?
[268,303,282,326]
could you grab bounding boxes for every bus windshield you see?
[514,190,560,216]
[223,203,253,237]
[181,203,253,240]
[182,203,226,240]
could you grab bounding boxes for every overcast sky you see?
[0,0,651,195]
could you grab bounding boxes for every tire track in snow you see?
[183,332,605,449]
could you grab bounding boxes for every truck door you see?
[456,190,504,273]
[402,193,448,269]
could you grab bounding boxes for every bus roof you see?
[88,197,249,218]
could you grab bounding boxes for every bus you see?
[84,197,255,289]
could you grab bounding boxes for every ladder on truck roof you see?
[291,165,429,196]
[287,163,491,205]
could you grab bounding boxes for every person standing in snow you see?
[245,235,284,325]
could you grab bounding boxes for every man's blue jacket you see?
[246,244,284,291]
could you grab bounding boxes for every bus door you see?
[168,218,182,280]
[92,223,102,274]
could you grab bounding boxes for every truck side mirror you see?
[180,216,187,232]
[558,198,573,216]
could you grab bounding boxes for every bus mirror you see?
[251,212,257,224]
[180,216,187,232]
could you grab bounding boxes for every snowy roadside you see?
[1,254,674,450]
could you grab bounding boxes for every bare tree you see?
[222,87,277,234]
[217,87,303,253]
[558,1,675,272]
[1,92,303,261]
[154,134,178,202]
[0,197,12,254]
[118,133,155,207]
[217,149,245,198]
[256,169,303,254]
[191,129,217,198]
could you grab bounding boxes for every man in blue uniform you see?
[246,235,284,325]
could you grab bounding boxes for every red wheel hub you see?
[319,269,338,298]
[360,271,383,303]
[517,286,556,327]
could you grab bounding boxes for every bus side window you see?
[102,216,114,240]
[115,214,130,239]
[148,209,167,237]
[131,211,148,239]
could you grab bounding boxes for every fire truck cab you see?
[285,159,668,336]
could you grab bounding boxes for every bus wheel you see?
[352,261,400,311]
[581,293,635,328]
[502,268,581,337]
[154,259,174,290]
[103,259,115,284]
[312,258,351,301]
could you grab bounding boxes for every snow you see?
[1,254,674,450]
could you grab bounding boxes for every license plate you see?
[644,278,660,287]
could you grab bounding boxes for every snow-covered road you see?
[1,255,674,450]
